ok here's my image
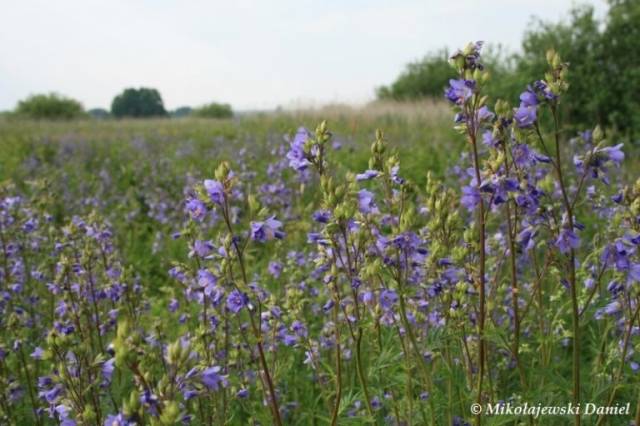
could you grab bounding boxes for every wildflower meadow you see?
[1,42,640,426]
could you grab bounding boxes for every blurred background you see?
[1,0,638,139]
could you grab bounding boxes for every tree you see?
[377,47,516,102]
[516,6,602,132]
[376,49,453,100]
[15,93,85,120]
[111,88,166,118]
[598,0,640,137]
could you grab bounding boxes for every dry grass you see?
[276,99,450,126]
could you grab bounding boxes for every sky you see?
[0,0,607,112]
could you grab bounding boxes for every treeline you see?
[378,0,640,139]
[7,88,233,120]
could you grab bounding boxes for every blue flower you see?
[226,290,248,314]
[30,347,45,360]
[445,79,475,105]
[356,170,380,181]
[460,185,481,211]
[379,289,398,311]
[201,366,228,391]
[102,358,115,383]
[555,228,580,254]
[185,197,207,220]
[287,127,312,171]
[250,216,285,242]
[519,87,538,107]
[358,189,378,214]
[312,210,331,223]
[204,180,225,205]
[514,105,537,128]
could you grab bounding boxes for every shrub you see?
[15,93,85,120]
[87,108,110,119]
[170,106,193,118]
[193,102,233,119]
[111,87,167,118]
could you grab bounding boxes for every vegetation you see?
[379,0,640,138]
[14,93,85,120]
[111,87,167,118]
[1,44,640,424]
[193,102,234,119]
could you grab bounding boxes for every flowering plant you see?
[1,43,639,426]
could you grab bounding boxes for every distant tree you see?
[88,108,110,119]
[377,47,515,102]
[15,93,85,120]
[193,102,233,119]
[516,6,602,131]
[111,88,166,118]
[515,1,640,138]
[376,49,453,100]
[598,0,640,137]
[171,106,193,118]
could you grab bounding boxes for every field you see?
[1,68,640,426]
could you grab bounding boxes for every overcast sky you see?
[0,0,607,111]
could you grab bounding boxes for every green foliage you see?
[379,0,640,138]
[88,108,110,119]
[193,102,233,119]
[170,106,193,118]
[111,87,167,118]
[15,93,85,120]
[516,0,640,138]
[377,49,453,100]
[517,6,604,132]
[377,47,516,102]
[598,0,640,137]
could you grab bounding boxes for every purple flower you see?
[201,366,228,391]
[198,269,217,293]
[514,105,537,128]
[358,189,378,214]
[287,127,312,171]
[30,347,45,360]
[356,170,380,181]
[192,240,214,258]
[390,165,405,185]
[268,261,283,278]
[512,143,549,168]
[185,198,207,220]
[555,228,580,254]
[445,79,474,105]
[460,185,480,211]
[104,413,132,426]
[312,210,331,223]
[600,143,624,165]
[102,358,115,382]
[482,130,499,147]
[204,180,225,205]
[476,106,494,122]
[379,289,398,311]
[226,290,248,314]
[534,80,556,100]
[39,384,63,403]
[250,216,285,242]
[519,87,538,107]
